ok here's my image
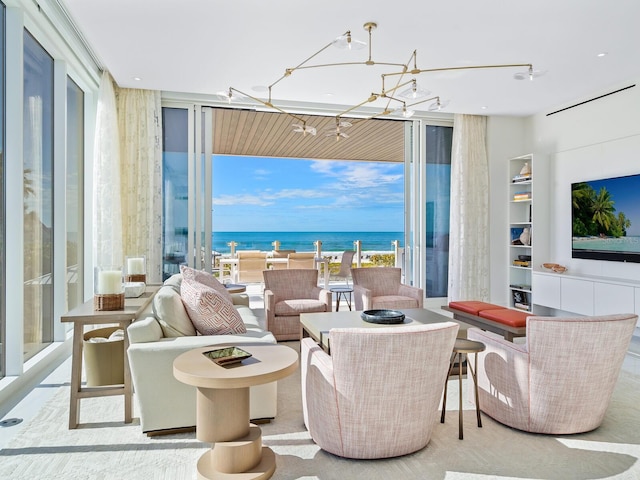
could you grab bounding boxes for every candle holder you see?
[94,266,125,311]
[125,255,146,284]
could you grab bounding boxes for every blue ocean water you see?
[572,236,640,253]
[212,232,403,254]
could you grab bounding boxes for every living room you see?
[1,1,640,479]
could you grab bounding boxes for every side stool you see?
[440,338,486,439]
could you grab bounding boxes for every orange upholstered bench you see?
[442,301,528,341]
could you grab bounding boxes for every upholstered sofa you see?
[127,273,278,434]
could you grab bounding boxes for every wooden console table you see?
[61,285,159,429]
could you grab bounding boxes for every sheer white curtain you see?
[116,87,163,284]
[448,114,489,301]
[93,71,123,268]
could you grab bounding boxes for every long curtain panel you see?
[116,87,163,284]
[93,71,123,268]
[447,114,489,301]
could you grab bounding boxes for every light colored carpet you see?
[1,342,639,480]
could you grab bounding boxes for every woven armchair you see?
[468,313,637,434]
[351,267,423,310]
[301,322,459,459]
[263,269,332,341]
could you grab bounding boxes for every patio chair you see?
[269,249,295,270]
[263,269,332,340]
[301,322,459,459]
[332,250,356,286]
[287,252,316,269]
[236,250,267,283]
[351,267,423,310]
[467,313,637,434]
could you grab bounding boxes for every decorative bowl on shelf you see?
[542,263,568,274]
[360,309,406,324]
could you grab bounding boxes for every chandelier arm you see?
[406,95,440,109]
[269,40,338,90]
[384,63,534,78]
[335,95,380,117]
[289,61,368,72]
[229,87,309,125]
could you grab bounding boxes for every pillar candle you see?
[97,270,122,294]
[127,257,145,275]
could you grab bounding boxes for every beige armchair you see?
[236,251,267,283]
[351,267,423,310]
[263,269,332,341]
[468,313,637,434]
[301,322,459,459]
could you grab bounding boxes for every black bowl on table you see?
[360,309,406,324]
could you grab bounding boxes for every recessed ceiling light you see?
[480,105,488,110]
[133,77,142,81]
[323,93,335,97]
[597,52,608,57]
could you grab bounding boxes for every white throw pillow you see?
[180,275,247,335]
[153,286,197,337]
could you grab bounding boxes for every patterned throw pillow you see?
[180,265,233,303]
[180,274,247,335]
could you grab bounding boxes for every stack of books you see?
[512,173,532,183]
[513,191,531,201]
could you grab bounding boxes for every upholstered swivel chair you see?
[467,313,637,434]
[287,252,316,269]
[301,322,459,459]
[263,269,332,341]
[236,251,267,283]
[351,267,423,310]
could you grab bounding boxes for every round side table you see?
[174,344,298,479]
[440,338,486,440]
[330,287,353,311]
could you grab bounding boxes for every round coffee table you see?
[174,344,298,479]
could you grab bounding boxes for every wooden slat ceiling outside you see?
[212,108,405,163]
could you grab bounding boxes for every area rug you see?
[1,343,639,480]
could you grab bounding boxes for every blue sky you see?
[212,155,404,232]
[586,175,640,236]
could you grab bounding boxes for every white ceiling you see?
[61,0,640,117]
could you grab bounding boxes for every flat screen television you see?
[572,173,640,263]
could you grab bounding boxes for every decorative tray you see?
[360,309,406,324]
[203,346,252,366]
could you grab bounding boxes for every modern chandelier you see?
[218,22,541,140]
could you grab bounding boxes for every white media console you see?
[533,270,640,327]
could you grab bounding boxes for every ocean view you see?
[212,231,403,254]
[573,236,640,253]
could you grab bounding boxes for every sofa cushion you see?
[275,299,327,316]
[153,285,197,337]
[372,295,420,310]
[163,273,183,293]
[180,265,232,303]
[448,300,506,316]
[180,275,247,335]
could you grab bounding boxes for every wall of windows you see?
[23,30,54,360]
[424,125,453,298]
[0,1,6,378]
[66,77,83,313]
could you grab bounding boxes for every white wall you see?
[526,78,640,281]
[488,77,640,303]
[486,116,527,305]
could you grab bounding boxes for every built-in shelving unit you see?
[508,154,534,311]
